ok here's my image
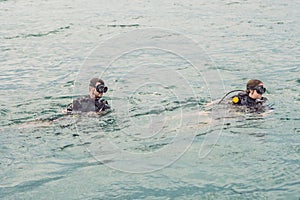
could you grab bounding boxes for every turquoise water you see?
[1,0,300,199]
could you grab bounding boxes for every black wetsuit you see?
[231,92,268,112]
[67,95,110,113]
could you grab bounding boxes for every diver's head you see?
[246,79,266,99]
[89,78,108,98]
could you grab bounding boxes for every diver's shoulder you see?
[231,91,248,99]
[231,91,247,105]
[74,95,91,101]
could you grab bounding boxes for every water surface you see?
[0,0,299,199]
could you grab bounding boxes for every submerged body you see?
[218,79,271,113]
[66,95,110,114]
[230,91,269,113]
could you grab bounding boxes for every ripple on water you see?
[4,26,71,40]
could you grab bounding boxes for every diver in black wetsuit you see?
[219,79,268,112]
[67,78,110,114]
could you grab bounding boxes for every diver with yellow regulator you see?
[218,79,268,112]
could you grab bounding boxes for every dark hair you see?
[89,78,104,88]
[246,79,263,93]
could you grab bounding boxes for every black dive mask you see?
[254,86,266,94]
[96,84,108,93]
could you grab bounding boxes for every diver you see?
[66,78,110,114]
[218,79,268,112]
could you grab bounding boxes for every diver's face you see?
[93,88,103,98]
[249,83,264,99]
[90,82,104,98]
[249,89,262,99]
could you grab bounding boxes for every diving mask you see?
[254,86,266,94]
[96,84,108,93]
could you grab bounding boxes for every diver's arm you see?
[95,99,111,113]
